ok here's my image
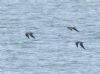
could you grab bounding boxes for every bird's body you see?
[67,27,79,32]
[75,41,85,49]
[25,32,35,39]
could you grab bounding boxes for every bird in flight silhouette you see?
[75,41,86,49]
[25,32,35,39]
[67,27,79,32]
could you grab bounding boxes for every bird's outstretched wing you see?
[80,43,85,49]
[67,27,72,30]
[73,27,79,32]
[25,33,29,39]
[76,42,79,48]
[30,33,35,39]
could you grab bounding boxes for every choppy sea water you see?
[0,0,100,74]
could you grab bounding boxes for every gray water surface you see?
[0,0,100,74]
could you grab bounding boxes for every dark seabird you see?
[75,41,85,49]
[67,27,79,32]
[25,32,35,39]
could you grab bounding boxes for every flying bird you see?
[25,32,35,39]
[67,27,79,32]
[75,41,86,49]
